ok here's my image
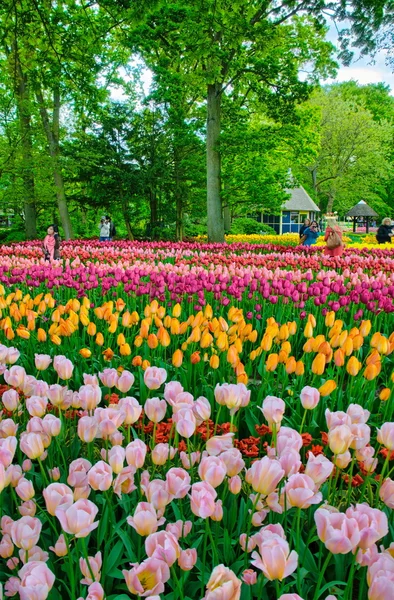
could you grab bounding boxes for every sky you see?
[323,24,394,93]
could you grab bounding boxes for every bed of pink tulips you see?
[0,239,393,600]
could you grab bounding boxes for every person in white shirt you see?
[99,217,110,241]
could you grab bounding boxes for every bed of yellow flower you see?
[0,240,393,600]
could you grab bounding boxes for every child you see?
[43,225,57,261]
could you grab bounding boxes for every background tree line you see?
[0,0,393,242]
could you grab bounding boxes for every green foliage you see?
[230,218,276,235]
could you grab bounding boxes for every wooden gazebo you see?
[345,200,378,233]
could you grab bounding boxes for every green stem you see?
[244,493,261,568]
[299,409,308,436]
[171,565,185,600]
[80,537,97,583]
[63,532,77,600]
[201,519,209,598]
[312,552,332,600]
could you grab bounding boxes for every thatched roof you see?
[284,187,320,212]
[345,201,378,218]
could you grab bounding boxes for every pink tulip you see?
[19,545,48,564]
[166,520,192,539]
[152,443,177,466]
[228,475,242,494]
[145,530,181,566]
[377,423,394,450]
[325,409,351,429]
[6,464,23,487]
[55,499,99,538]
[380,478,394,508]
[242,569,257,585]
[333,451,352,469]
[260,395,285,429]
[106,446,125,474]
[18,500,37,517]
[145,479,171,511]
[305,452,334,486]
[246,456,285,496]
[203,565,241,600]
[144,366,167,390]
[15,478,35,502]
[356,544,379,567]
[67,458,92,487]
[5,346,20,365]
[18,560,55,600]
[0,533,14,558]
[211,499,223,521]
[300,386,320,410]
[278,595,305,600]
[279,448,302,477]
[349,423,370,450]
[19,432,45,460]
[164,381,184,406]
[144,397,167,423]
[178,548,197,571]
[0,418,18,437]
[4,365,26,388]
[127,502,165,536]
[88,461,113,491]
[42,414,62,437]
[26,395,48,417]
[180,450,201,469]
[251,533,298,581]
[368,575,394,600]
[1,515,14,535]
[190,481,217,518]
[198,456,227,488]
[99,368,119,388]
[81,582,105,600]
[174,407,196,438]
[11,516,42,551]
[54,357,74,380]
[2,389,19,412]
[79,385,102,411]
[214,383,250,415]
[43,483,74,516]
[328,425,354,455]
[113,466,137,497]
[83,374,99,386]
[115,370,135,393]
[276,427,303,455]
[220,448,245,477]
[193,396,211,423]
[80,551,102,585]
[78,416,99,443]
[0,436,17,467]
[346,504,388,550]
[166,467,191,499]
[285,474,322,508]
[315,508,361,553]
[206,433,234,456]
[49,534,68,557]
[347,403,370,424]
[74,485,91,500]
[4,577,20,595]
[47,384,67,407]
[126,439,147,469]
[118,397,142,425]
[123,557,170,597]
[368,552,394,586]
[34,354,52,370]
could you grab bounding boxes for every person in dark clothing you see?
[376,218,393,244]
[50,224,61,259]
[106,216,116,241]
[299,218,311,240]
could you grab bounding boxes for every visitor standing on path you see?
[99,217,110,241]
[324,216,344,257]
[106,216,116,241]
[299,218,311,241]
[43,225,59,261]
[376,218,393,244]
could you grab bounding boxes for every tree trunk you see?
[207,83,224,242]
[326,192,335,214]
[35,85,73,240]
[223,203,231,232]
[119,187,133,240]
[13,53,36,239]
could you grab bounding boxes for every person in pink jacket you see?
[324,216,344,257]
[43,225,57,261]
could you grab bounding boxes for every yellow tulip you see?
[266,353,279,372]
[260,334,273,352]
[346,356,361,376]
[304,322,314,338]
[172,303,182,318]
[303,338,315,353]
[325,311,335,327]
[79,348,92,358]
[216,332,228,351]
[210,355,220,369]
[319,380,337,397]
[288,321,297,335]
[87,322,97,336]
[342,338,354,357]
[248,330,258,343]
[50,334,61,345]
[16,327,30,340]
[37,328,47,342]
[360,320,372,337]
[295,360,305,376]
[142,359,150,370]
[201,331,214,348]
[237,372,248,385]
[311,353,326,375]
[379,388,391,401]
[120,343,131,356]
[117,333,126,346]
[352,335,364,351]
[281,341,291,355]
[95,332,104,346]
[308,314,316,327]
[122,311,132,327]
[278,324,289,340]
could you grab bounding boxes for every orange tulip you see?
[191,351,201,364]
[312,335,326,352]
[80,312,90,327]
[250,350,257,361]
[346,356,361,376]
[142,359,150,370]
[134,335,143,347]
[278,324,289,340]
[319,380,337,397]
[154,316,163,328]
[379,388,391,401]
[157,306,166,320]
[87,322,96,336]
[95,332,104,346]
[140,319,150,339]
[377,336,389,355]
[334,348,345,367]
[352,335,364,351]
[303,338,315,353]
[366,350,381,365]
[281,341,291,355]
[308,314,316,327]
[147,334,158,349]
[363,364,379,381]
[338,331,348,347]
[172,349,183,367]
[132,356,142,367]
[108,318,118,334]
[16,326,30,340]
[79,348,92,358]
[311,353,326,375]
[5,328,15,340]
[50,334,61,345]
[285,356,296,374]
[216,332,228,351]
[278,350,288,363]
[102,348,114,361]
[227,345,239,367]
[37,328,47,342]
[261,334,273,352]
[116,298,126,312]
[248,330,258,343]
[264,352,278,372]
[201,331,214,348]
[122,311,132,327]
[188,327,201,344]
[170,318,180,335]
[288,321,297,335]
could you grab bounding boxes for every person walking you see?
[99,217,110,241]
[324,215,344,257]
[302,220,320,246]
[376,218,393,244]
[106,216,116,241]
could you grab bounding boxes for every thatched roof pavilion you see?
[345,201,378,233]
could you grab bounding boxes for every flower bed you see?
[0,240,393,600]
